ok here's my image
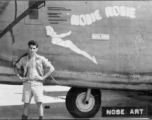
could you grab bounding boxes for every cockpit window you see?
[29,1,38,19]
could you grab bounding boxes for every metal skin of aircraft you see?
[1,0,152,118]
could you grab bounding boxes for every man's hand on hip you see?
[17,74,28,82]
[34,76,45,81]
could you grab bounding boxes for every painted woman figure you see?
[45,26,98,64]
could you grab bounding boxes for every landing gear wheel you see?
[66,87,101,118]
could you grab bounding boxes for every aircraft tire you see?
[66,87,101,118]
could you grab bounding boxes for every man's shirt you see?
[16,54,53,81]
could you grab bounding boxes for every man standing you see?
[15,40,55,120]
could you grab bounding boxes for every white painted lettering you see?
[120,6,126,16]
[130,7,136,18]
[121,109,125,115]
[106,109,125,115]
[135,109,139,114]
[130,109,134,114]
[112,109,115,115]
[71,15,79,25]
[80,15,86,26]
[94,10,102,20]
[113,6,120,16]
[106,7,113,17]
[71,10,102,26]
[139,109,143,114]
[85,14,92,25]
[116,109,120,115]
[105,6,136,18]
[106,110,112,115]
[126,7,130,17]
[90,13,96,22]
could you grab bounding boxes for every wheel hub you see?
[76,92,95,112]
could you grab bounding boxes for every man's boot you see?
[39,116,43,120]
[22,115,28,120]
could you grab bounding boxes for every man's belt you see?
[24,78,39,82]
[28,78,37,81]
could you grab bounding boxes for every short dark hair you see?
[28,40,38,48]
